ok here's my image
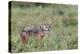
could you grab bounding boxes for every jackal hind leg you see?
[20,32,29,44]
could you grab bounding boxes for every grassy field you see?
[10,1,78,53]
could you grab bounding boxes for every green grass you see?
[10,2,78,53]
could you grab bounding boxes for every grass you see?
[10,2,78,53]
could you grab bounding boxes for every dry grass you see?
[10,2,78,53]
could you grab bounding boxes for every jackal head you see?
[41,21,52,32]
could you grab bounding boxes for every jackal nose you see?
[48,29,50,31]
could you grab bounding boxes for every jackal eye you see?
[44,26,48,28]
[49,26,51,28]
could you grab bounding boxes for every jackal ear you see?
[48,21,52,25]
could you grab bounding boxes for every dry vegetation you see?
[10,1,78,53]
